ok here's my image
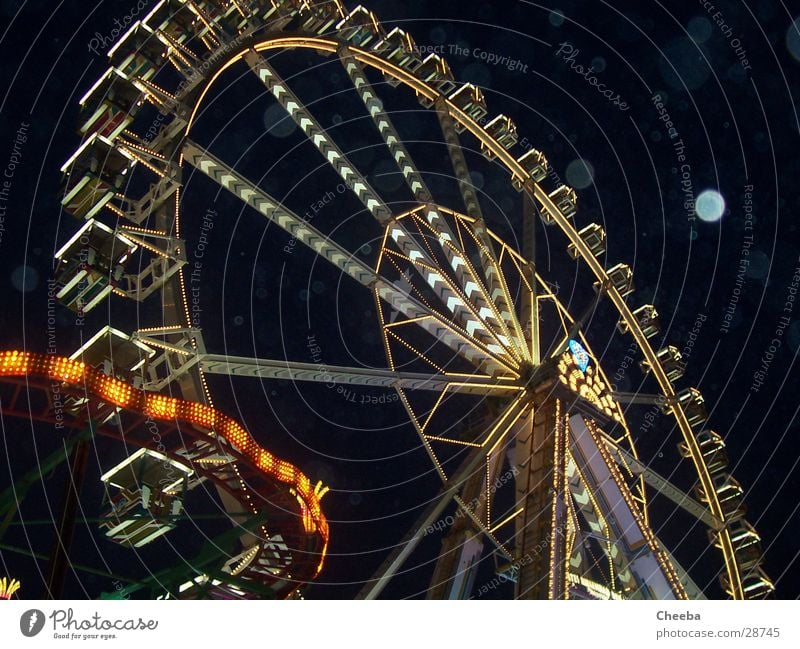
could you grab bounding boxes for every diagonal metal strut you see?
[182,139,509,377]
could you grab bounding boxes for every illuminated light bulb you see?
[0,576,21,599]
[0,349,332,551]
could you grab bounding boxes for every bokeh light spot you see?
[695,189,726,222]
[565,159,595,189]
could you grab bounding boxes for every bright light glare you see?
[695,189,725,222]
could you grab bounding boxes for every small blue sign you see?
[568,339,590,372]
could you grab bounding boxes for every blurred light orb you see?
[565,159,595,189]
[695,189,726,222]
[688,16,713,43]
[549,10,565,27]
[263,104,296,137]
[430,26,446,44]
[745,250,770,280]
[659,38,711,91]
[591,56,606,72]
[11,266,38,293]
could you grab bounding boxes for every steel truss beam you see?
[607,441,721,530]
[244,50,520,362]
[198,354,520,396]
[426,451,506,599]
[434,99,528,356]
[356,396,524,600]
[182,139,510,376]
[339,50,526,361]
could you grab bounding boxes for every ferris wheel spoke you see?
[606,439,721,529]
[379,243,521,363]
[244,50,521,360]
[426,449,512,599]
[434,100,530,355]
[521,193,539,362]
[197,354,519,396]
[434,99,486,222]
[383,222,521,363]
[395,387,448,484]
[339,49,433,205]
[357,407,520,600]
[243,49,393,224]
[402,209,526,361]
[25,0,774,602]
[182,140,508,376]
[339,52,526,360]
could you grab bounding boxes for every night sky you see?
[0,0,799,600]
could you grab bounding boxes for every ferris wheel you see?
[0,0,773,600]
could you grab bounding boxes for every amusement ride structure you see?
[0,0,773,600]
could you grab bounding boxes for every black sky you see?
[0,0,798,600]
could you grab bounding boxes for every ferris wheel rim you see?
[47,2,772,599]
[169,31,743,596]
